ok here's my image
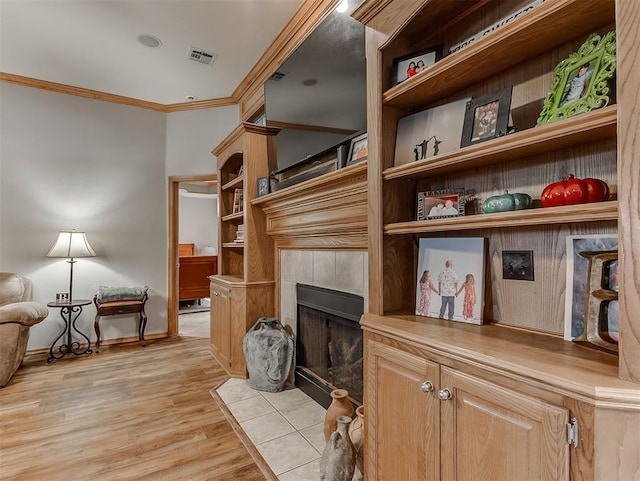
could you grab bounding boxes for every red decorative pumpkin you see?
[541,175,609,207]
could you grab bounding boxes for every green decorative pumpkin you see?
[482,191,532,213]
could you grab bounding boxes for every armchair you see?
[0,272,49,387]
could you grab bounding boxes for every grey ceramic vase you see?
[320,415,356,481]
[242,317,294,392]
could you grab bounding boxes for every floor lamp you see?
[47,230,96,303]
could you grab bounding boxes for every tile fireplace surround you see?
[279,250,369,338]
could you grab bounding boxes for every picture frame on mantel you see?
[346,133,368,166]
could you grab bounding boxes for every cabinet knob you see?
[437,389,452,401]
[420,381,434,392]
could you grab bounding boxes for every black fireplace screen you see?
[296,284,364,407]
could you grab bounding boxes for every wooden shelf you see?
[383,106,617,180]
[251,161,367,205]
[221,175,243,191]
[222,242,244,249]
[385,201,617,235]
[361,313,640,399]
[382,0,615,110]
[221,211,244,222]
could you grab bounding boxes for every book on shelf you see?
[234,224,245,243]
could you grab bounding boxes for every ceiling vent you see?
[269,71,286,81]
[186,46,218,66]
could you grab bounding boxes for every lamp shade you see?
[47,231,96,258]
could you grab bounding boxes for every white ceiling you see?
[0,0,304,105]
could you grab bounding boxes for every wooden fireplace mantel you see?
[251,162,368,250]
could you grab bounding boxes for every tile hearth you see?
[214,378,327,481]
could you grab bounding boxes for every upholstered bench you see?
[93,286,148,353]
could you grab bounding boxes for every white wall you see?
[178,194,218,254]
[165,106,238,176]
[0,84,239,351]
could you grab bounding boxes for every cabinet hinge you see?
[566,416,579,448]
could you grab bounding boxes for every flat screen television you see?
[264,1,366,171]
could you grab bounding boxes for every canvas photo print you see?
[394,97,470,166]
[564,234,618,341]
[415,237,486,324]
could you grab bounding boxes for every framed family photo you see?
[415,237,486,324]
[394,97,470,166]
[460,87,512,148]
[537,31,616,125]
[347,132,368,166]
[417,189,465,220]
[391,45,443,86]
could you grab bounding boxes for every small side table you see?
[47,299,93,363]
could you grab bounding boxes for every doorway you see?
[167,174,217,337]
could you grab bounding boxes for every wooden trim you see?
[170,174,218,184]
[168,178,180,337]
[168,174,217,337]
[1,72,167,112]
[616,0,640,383]
[256,163,368,250]
[164,97,237,112]
[267,120,358,136]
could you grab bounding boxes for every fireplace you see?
[295,283,364,409]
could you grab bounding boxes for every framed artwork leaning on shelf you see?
[391,45,443,86]
[257,177,270,197]
[417,189,465,220]
[346,132,368,166]
[394,97,470,166]
[564,234,618,347]
[537,31,616,125]
[415,237,486,324]
[460,87,512,148]
[232,188,243,214]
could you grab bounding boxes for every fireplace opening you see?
[295,283,364,409]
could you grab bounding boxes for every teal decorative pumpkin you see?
[482,191,532,213]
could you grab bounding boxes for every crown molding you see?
[0,72,167,111]
[1,0,335,114]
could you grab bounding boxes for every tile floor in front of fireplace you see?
[216,378,327,481]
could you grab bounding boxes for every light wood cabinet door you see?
[367,341,440,481]
[210,282,231,367]
[440,367,569,481]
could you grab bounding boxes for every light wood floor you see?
[0,337,266,481]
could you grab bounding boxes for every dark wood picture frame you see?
[391,45,443,86]
[460,87,513,148]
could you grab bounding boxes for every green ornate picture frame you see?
[537,31,616,125]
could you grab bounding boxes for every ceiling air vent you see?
[186,46,218,66]
[269,71,286,81]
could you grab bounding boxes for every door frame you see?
[167,174,217,336]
